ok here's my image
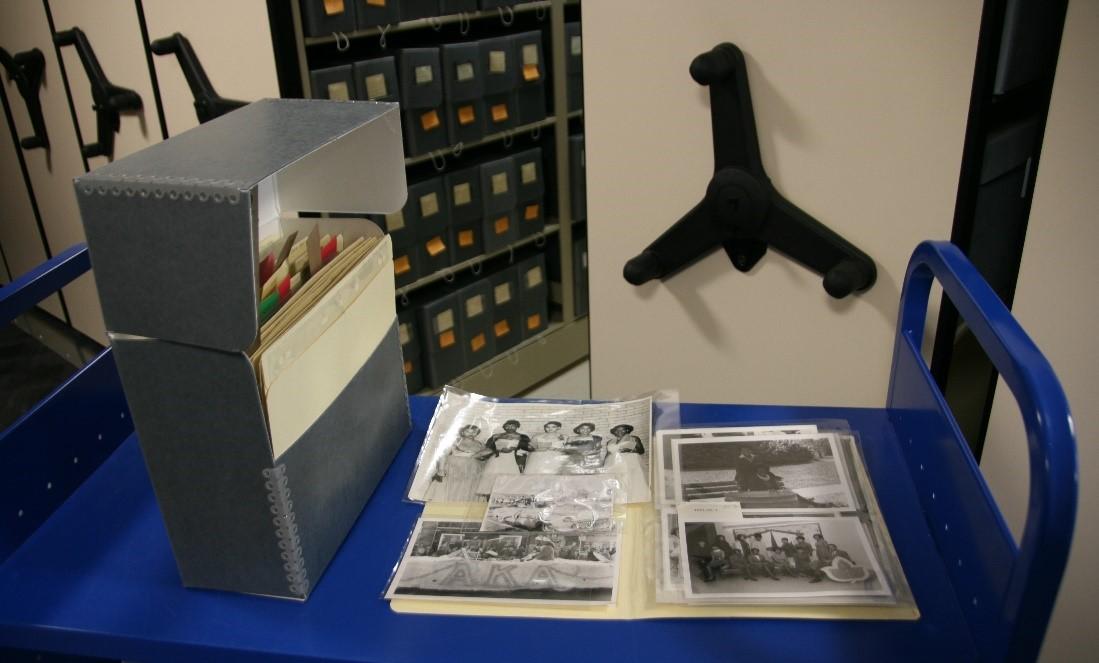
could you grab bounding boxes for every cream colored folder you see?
[392,502,919,621]
[259,231,395,460]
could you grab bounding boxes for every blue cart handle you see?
[896,240,1076,655]
[0,243,91,327]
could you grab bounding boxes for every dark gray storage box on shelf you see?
[480,35,519,132]
[418,290,467,387]
[489,264,521,353]
[445,165,482,224]
[516,252,548,339]
[514,147,545,238]
[442,42,486,146]
[399,48,449,156]
[310,64,355,101]
[456,278,496,369]
[398,308,424,394]
[354,56,400,102]
[73,99,411,601]
[480,155,518,252]
[510,30,547,125]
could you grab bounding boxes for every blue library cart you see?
[0,241,1076,662]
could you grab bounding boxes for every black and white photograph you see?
[386,519,622,604]
[408,389,653,503]
[660,508,684,593]
[481,475,619,534]
[677,516,891,601]
[671,433,854,512]
[654,425,818,506]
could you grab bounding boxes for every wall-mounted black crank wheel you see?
[622,43,877,299]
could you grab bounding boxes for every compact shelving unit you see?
[285,0,588,396]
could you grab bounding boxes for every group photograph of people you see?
[387,519,621,604]
[421,418,650,503]
[679,519,888,598]
[408,394,654,503]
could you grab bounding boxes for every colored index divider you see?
[259,291,280,324]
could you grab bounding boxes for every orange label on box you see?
[439,330,456,349]
[522,64,540,82]
[458,229,475,247]
[426,236,446,257]
[457,105,476,125]
[491,103,509,123]
[324,0,345,15]
[494,216,510,235]
[394,255,411,275]
[421,110,440,131]
[494,320,511,338]
[527,313,542,330]
[404,360,413,375]
[471,333,486,352]
[367,0,386,6]
[524,204,539,221]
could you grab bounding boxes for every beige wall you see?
[981,1,1099,659]
[142,0,279,137]
[1,0,110,341]
[583,0,981,405]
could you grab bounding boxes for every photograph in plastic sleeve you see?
[654,425,818,506]
[678,515,891,601]
[408,389,654,503]
[386,519,622,605]
[670,432,855,512]
[660,508,684,594]
[481,475,619,534]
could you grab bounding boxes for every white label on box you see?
[526,266,543,289]
[571,35,582,56]
[456,62,475,82]
[520,161,537,184]
[399,322,411,346]
[436,309,454,333]
[522,44,539,66]
[415,65,434,85]
[453,182,471,206]
[327,81,350,101]
[466,294,484,318]
[386,210,405,232]
[491,172,509,195]
[489,50,507,74]
[494,282,512,304]
[420,192,439,217]
[365,73,388,100]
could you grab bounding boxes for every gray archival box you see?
[74,99,411,600]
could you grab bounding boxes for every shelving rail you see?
[0,240,1076,662]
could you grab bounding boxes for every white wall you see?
[583,0,981,405]
[980,1,1099,659]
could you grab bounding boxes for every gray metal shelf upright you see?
[288,0,588,396]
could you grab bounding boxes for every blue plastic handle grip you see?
[0,243,90,327]
[896,240,1076,659]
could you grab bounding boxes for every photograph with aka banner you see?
[386,519,622,605]
[408,389,653,503]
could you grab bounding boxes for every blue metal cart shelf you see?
[0,241,1076,662]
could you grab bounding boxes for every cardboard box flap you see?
[75,99,407,352]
